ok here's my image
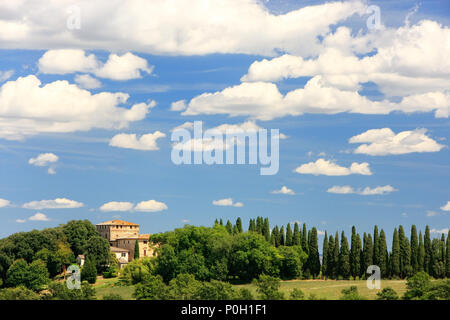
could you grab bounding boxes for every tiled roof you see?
[110,246,130,253]
[115,234,150,240]
[96,220,139,226]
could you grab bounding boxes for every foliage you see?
[253,275,285,300]
[5,259,49,291]
[83,236,110,271]
[403,271,431,300]
[376,287,399,300]
[134,274,170,300]
[289,288,305,300]
[102,293,124,300]
[62,220,99,256]
[44,281,96,300]
[120,257,157,285]
[340,286,367,300]
[0,286,41,300]
[81,256,97,284]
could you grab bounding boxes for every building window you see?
[122,253,126,257]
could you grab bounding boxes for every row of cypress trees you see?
[214,217,450,279]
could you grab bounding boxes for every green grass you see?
[94,277,136,300]
[234,279,407,300]
[94,277,407,300]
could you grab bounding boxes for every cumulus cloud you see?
[0,198,11,208]
[349,128,444,156]
[28,153,58,167]
[16,219,27,223]
[271,186,295,195]
[295,158,372,176]
[29,212,50,221]
[74,74,101,89]
[99,201,134,212]
[38,50,153,81]
[134,200,168,212]
[212,198,244,207]
[170,100,187,111]
[0,75,154,140]
[440,201,450,211]
[109,131,166,151]
[22,198,84,210]
[0,0,365,56]
[327,185,397,195]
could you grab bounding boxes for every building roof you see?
[96,219,139,226]
[110,246,130,253]
[115,234,150,241]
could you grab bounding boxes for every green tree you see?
[5,259,29,289]
[168,273,201,300]
[134,274,170,300]
[333,232,339,278]
[391,228,400,278]
[81,256,97,284]
[271,226,279,247]
[399,225,412,278]
[225,220,233,234]
[326,234,335,278]
[236,218,243,233]
[403,271,431,300]
[301,224,308,254]
[376,287,399,300]
[253,275,285,300]
[279,226,285,246]
[373,226,379,267]
[418,231,425,272]
[340,286,366,300]
[134,240,140,259]
[27,259,50,291]
[339,231,350,279]
[350,226,361,279]
[46,281,96,300]
[322,231,328,279]
[424,226,431,273]
[0,286,41,300]
[378,230,388,277]
[197,280,238,300]
[285,224,293,246]
[307,228,321,278]
[289,288,305,300]
[248,219,255,232]
[83,236,110,271]
[263,218,270,242]
[293,222,301,246]
[446,231,450,278]
[410,225,419,273]
[362,233,373,278]
[63,220,99,256]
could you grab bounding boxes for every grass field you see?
[93,277,407,300]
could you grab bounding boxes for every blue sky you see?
[0,0,449,246]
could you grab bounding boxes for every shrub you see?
[376,287,399,300]
[253,275,285,300]
[289,288,305,300]
[0,286,41,300]
[340,286,367,300]
[103,293,124,300]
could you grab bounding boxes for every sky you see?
[0,0,449,246]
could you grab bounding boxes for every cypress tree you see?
[232,224,238,234]
[373,226,379,266]
[81,256,97,284]
[214,219,219,226]
[236,218,243,233]
[446,231,450,278]
[248,219,255,232]
[378,230,388,277]
[418,231,425,272]
[272,226,280,247]
[362,233,373,277]
[339,231,350,279]
[350,226,358,278]
[279,226,285,246]
[293,222,300,246]
[286,223,293,246]
[301,224,308,254]
[333,232,339,278]
[263,218,271,242]
[307,227,321,278]
[225,220,233,234]
[398,225,411,277]
[134,240,140,259]
[424,226,431,273]
[219,218,223,226]
[410,225,419,273]
[327,234,335,279]
[256,217,263,234]
[322,231,328,278]
[391,228,400,278]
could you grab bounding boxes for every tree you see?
[403,271,431,300]
[418,231,425,272]
[301,224,308,254]
[446,231,450,278]
[197,280,238,300]
[285,224,293,246]
[378,230,388,277]
[322,232,328,279]
[271,226,279,247]
[410,225,419,273]
[340,286,366,300]
[293,223,301,246]
[399,225,412,277]
[376,287,399,300]
[134,240,140,259]
[263,218,270,242]
[5,259,29,289]
[0,286,41,300]
[339,231,350,279]
[81,256,97,284]
[236,218,243,234]
[289,288,305,300]
[307,228,321,278]
[6,259,49,291]
[362,233,373,278]
[46,281,96,300]
[63,220,99,256]
[168,273,201,300]
[253,275,284,300]
[279,226,285,246]
[225,221,233,234]
[373,226,379,267]
[350,226,361,279]
[424,226,431,273]
[326,234,334,279]
[83,236,110,271]
[391,228,400,278]
[27,259,50,291]
[333,232,339,278]
[248,219,255,232]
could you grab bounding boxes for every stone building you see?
[96,219,156,262]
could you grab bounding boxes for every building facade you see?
[96,220,156,262]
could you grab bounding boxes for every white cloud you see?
[100,201,134,212]
[29,212,50,221]
[430,228,449,234]
[271,186,295,195]
[38,50,153,81]
[349,128,444,156]
[0,75,154,140]
[134,200,168,212]
[327,185,397,195]
[109,131,166,151]
[440,201,450,211]
[47,167,56,175]
[317,230,325,236]
[74,74,101,89]
[0,0,365,56]
[212,198,244,207]
[23,198,84,210]
[170,100,187,111]
[295,158,372,176]
[0,198,11,208]
[16,219,27,223]
[427,211,447,217]
[0,70,14,82]
[28,153,58,167]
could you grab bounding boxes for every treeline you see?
[0,220,111,292]
[216,217,450,280]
